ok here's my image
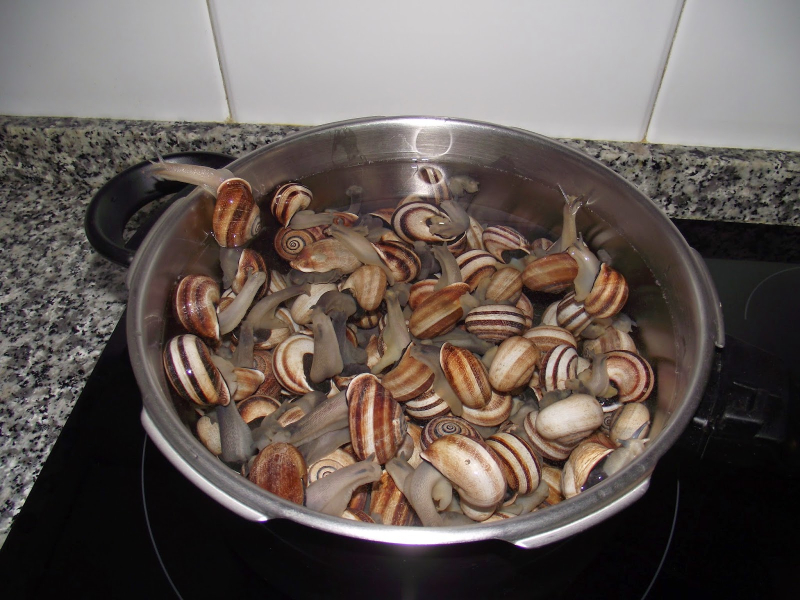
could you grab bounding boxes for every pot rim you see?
[127,115,719,547]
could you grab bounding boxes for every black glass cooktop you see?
[1,220,798,600]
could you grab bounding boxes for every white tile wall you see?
[0,0,228,122]
[1,0,799,150]
[209,0,682,141]
[648,0,800,151]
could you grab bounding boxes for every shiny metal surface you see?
[126,116,720,547]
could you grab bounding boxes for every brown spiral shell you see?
[347,373,406,464]
[271,182,312,226]
[232,248,269,299]
[163,334,230,407]
[274,225,327,261]
[213,178,261,248]
[174,275,220,341]
[482,225,529,262]
[391,201,454,243]
[237,395,281,424]
[522,325,577,353]
[248,442,307,505]
[440,343,492,410]
[373,240,421,283]
[488,336,540,392]
[382,345,435,402]
[556,291,592,336]
[408,282,471,339]
[421,415,483,450]
[485,267,524,304]
[521,253,579,294]
[486,432,542,495]
[272,334,315,395]
[456,249,499,291]
[540,344,579,391]
[464,304,528,342]
[584,264,629,319]
[460,390,514,427]
[404,388,451,421]
[606,350,654,403]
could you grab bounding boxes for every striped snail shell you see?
[521,253,579,294]
[540,344,579,391]
[274,225,327,261]
[482,225,529,262]
[464,304,528,343]
[523,411,577,463]
[369,470,416,526]
[408,279,437,310]
[421,415,483,450]
[582,326,637,357]
[516,293,534,329]
[271,182,312,226]
[272,334,315,395]
[340,265,387,312]
[421,434,506,509]
[403,388,452,421]
[347,373,406,464]
[213,178,261,248]
[381,345,435,402]
[408,282,471,339]
[174,275,220,342]
[391,201,454,243]
[163,334,230,407]
[460,390,514,427]
[456,249,499,291]
[249,442,307,505]
[610,402,651,444]
[535,393,604,444]
[289,237,362,274]
[556,291,592,336]
[488,336,540,393]
[486,432,542,495]
[231,248,269,300]
[584,264,629,319]
[373,240,421,283]
[561,441,613,499]
[465,216,485,250]
[522,325,577,353]
[439,343,492,410]
[606,350,654,403]
[307,448,356,483]
[238,394,281,424]
[485,267,523,304]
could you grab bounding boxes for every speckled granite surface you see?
[0,115,798,546]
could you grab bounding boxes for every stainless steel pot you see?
[124,116,723,548]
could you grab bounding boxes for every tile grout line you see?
[642,0,688,143]
[205,0,234,123]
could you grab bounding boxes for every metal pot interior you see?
[127,117,718,547]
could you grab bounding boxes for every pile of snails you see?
[158,160,654,527]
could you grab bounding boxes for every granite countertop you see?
[0,115,798,546]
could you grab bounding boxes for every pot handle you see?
[84,152,236,267]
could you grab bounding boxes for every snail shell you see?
[231,367,266,402]
[522,325,577,353]
[253,307,298,351]
[373,241,421,284]
[561,441,613,498]
[516,293,534,329]
[610,402,651,444]
[347,373,406,464]
[382,345,435,402]
[540,464,564,505]
[340,265,387,311]
[403,388,452,421]
[421,415,483,450]
[408,279,437,310]
[290,283,337,325]
[274,225,327,261]
[465,216,485,250]
[482,225,529,262]
[440,343,492,410]
[289,237,361,274]
[196,416,221,456]
[408,282,471,339]
[174,275,220,342]
[485,267,523,304]
[341,509,376,523]
[606,350,654,403]
[540,344,579,391]
[369,470,416,526]
[214,178,261,247]
[271,182,312,226]
[249,442,307,505]
[421,434,506,509]
[391,201,454,243]
[523,411,577,462]
[486,432,541,495]
[535,393,604,443]
[488,336,540,392]
[556,291,592,336]
[307,448,356,483]
[464,304,528,343]
[584,264,628,319]
[461,390,513,427]
[272,334,315,395]
[456,249,499,291]
[582,327,637,357]
[163,334,230,407]
[252,350,283,397]
[521,253,579,294]
[238,394,281,424]
[232,249,269,300]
